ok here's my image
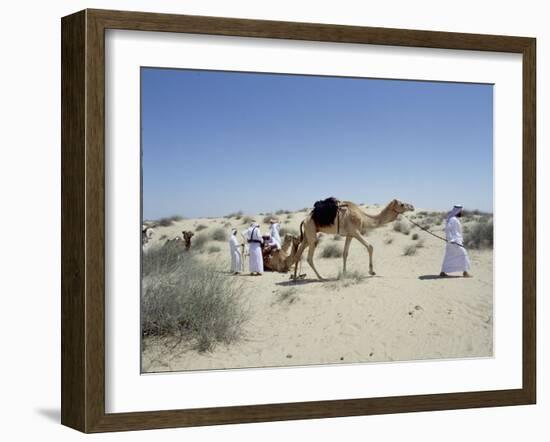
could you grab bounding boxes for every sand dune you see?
[142,207,493,373]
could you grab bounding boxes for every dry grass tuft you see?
[464,220,493,249]
[210,227,228,241]
[141,246,249,352]
[393,217,410,235]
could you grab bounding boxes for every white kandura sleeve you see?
[447,218,461,243]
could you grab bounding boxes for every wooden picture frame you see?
[61,9,536,433]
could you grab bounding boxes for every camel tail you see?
[299,220,304,242]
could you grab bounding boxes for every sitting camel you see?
[293,198,414,280]
[264,234,301,273]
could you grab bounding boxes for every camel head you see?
[281,234,293,250]
[389,199,414,214]
[182,230,194,241]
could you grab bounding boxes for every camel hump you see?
[312,197,340,227]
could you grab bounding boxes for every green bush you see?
[195,224,208,231]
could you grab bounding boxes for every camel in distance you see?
[293,198,415,280]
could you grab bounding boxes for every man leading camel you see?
[440,205,472,278]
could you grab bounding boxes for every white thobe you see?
[269,223,281,248]
[245,226,264,273]
[229,235,242,273]
[266,237,281,250]
[441,216,471,273]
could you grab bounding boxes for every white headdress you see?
[446,204,463,222]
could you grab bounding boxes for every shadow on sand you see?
[419,274,462,280]
[275,277,336,287]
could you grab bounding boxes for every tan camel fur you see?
[293,199,414,280]
[264,234,301,273]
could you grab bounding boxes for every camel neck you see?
[365,203,398,227]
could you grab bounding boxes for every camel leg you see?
[292,241,308,280]
[306,240,324,280]
[352,232,376,276]
[342,236,352,275]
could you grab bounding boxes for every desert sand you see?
[141,206,493,373]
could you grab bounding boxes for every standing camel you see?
[182,231,194,250]
[293,198,414,280]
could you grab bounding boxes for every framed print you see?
[61,9,536,433]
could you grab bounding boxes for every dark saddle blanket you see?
[311,197,341,227]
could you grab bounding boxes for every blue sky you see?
[141,68,493,219]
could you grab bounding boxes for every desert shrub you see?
[193,233,209,249]
[418,211,429,216]
[223,221,231,228]
[141,246,249,352]
[411,233,419,240]
[210,227,227,241]
[157,215,184,227]
[393,217,410,235]
[462,209,490,217]
[279,227,299,237]
[284,219,290,224]
[422,215,442,227]
[225,210,243,219]
[477,214,492,224]
[207,245,221,254]
[321,243,343,258]
[417,239,425,248]
[333,234,343,241]
[384,237,393,245]
[403,244,417,256]
[195,224,208,232]
[275,209,291,215]
[286,213,293,219]
[464,220,493,249]
[262,213,273,224]
[241,216,254,225]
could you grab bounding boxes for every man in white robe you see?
[264,234,281,251]
[244,222,264,275]
[269,219,282,249]
[228,228,242,274]
[440,205,472,277]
